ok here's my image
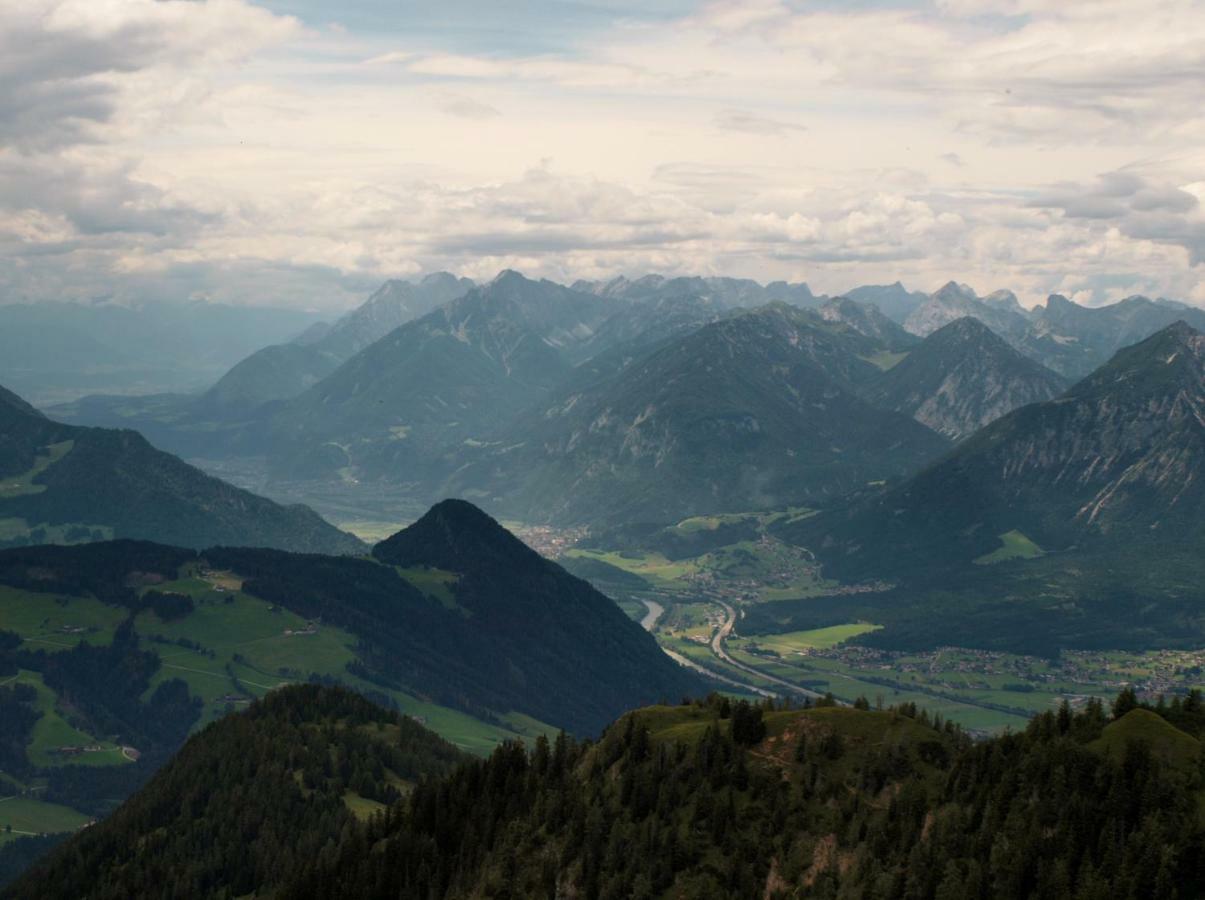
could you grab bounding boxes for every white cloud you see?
[435,92,501,120]
[714,108,806,136]
[1,0,1203,310]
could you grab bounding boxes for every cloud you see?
[362,51,413,66]
[1,0,1203,311]
[435,91,500,120]
[714,108,805,136]
[0,0,299,151]
[1034,170,1205,265]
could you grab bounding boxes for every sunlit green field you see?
[337,520,410,543]
[396,566,461,609]
[0,441,74,498]
[746,623,882,653]
[562,549,701,587]
[974,529,1045,564]
[0,796,90,845]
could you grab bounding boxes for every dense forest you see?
[7,686,465,899]
[9,686,1204,899]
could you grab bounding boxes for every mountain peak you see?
[1068,319,1203,395]
[373,498,541,573]
[867,316,1066,440]
[983,289,1023,312]
[934,281,977,301]
[489,269,531,288]
[419,271,462,287]
[1159,319,1200,341]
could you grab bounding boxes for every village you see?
[787,643,1205,702]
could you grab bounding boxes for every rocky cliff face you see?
[864,317,1066,440]
[904,281,1032,339]
[819,297,918,351]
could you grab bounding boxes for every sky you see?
[3,0,1205,311]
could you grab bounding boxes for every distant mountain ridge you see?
[842,281,929,323]
[196,272,477,417]
[574,274,820,310]
[904,281,1032,340]
[818,296,919,351]
[258,271,618,482]
[443,303,950,524]
[1019,293,1205,379]
[864,317,1067,440]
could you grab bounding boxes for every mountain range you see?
[32,269,1205,537]
[255,272,617,482]
[791,321,1205,574]
[444,303,949,525]
[197,272,477,417]
[903,281,1205,379]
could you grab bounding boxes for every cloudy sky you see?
[4,0,1205,310]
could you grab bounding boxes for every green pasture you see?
[975,529,1045,564]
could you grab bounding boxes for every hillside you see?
[863,317,1067,440]
[759,322,1205,654]
[1019,293,1205,379]
[11,689,1204,898]
[194,342,342,417]
[444,304,950,525]
[794,321,1205,573]
[0,385,362,554]
[0,501,703,881]
[0,500,700,737]
[5,686,467,898]
[258,271,617,481]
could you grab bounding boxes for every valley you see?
[512,513,1205,736]
[8,2,1205,891]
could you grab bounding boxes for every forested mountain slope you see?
[5,686,466,899]
[0,384,361,554]
[11,689,1204,899]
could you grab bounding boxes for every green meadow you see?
[974,529,1045,564]
[0,796,90,845]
